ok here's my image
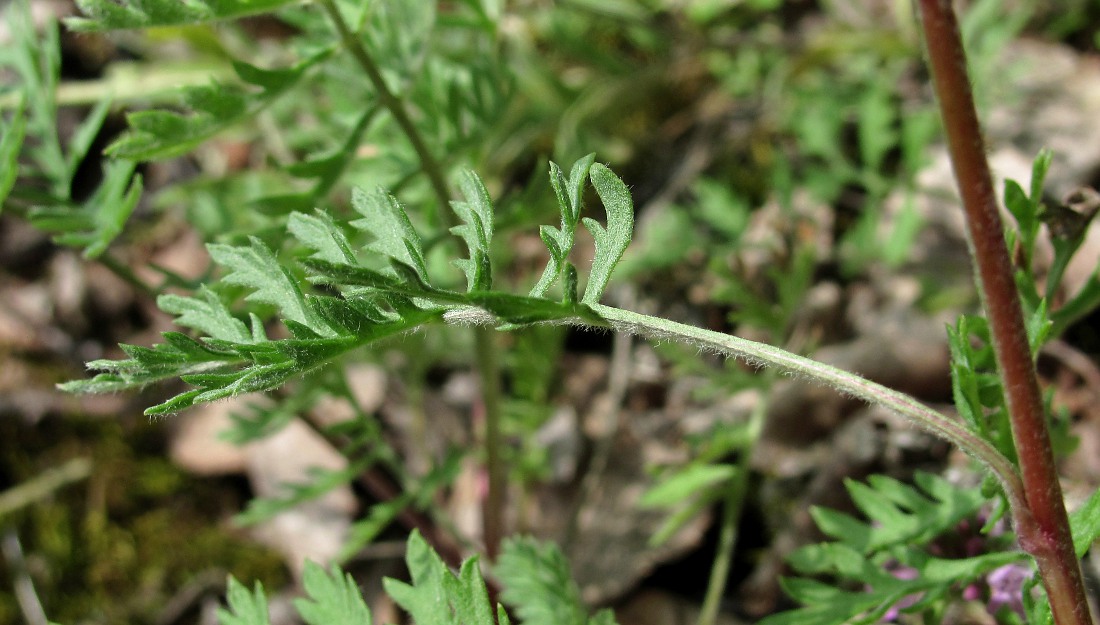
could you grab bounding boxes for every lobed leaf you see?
[530,153,595,299]
[293,562,373,625]
[158,287,253,343]
[495,537,588,625]
[105,53,328,161]
[582,163,634,304]
[29,160,143,259]
[217,577,271,625]
[450,170,495,292]
[350,187,430,283]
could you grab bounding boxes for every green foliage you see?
[0,97,26,209]
[761,472,1025,625]
[218,578,271,625]
[495,537,619,625]
[582,163,634,304]
[384,531,507,625]
[105,53,331,161]
[60,162,618,415]
[217,532,511,624]
[294,562,372,625]
[67,0,301,31]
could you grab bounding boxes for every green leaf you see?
[495,537,588,625]
[67,0,301,30]
[350,187,430,283]
[450,170,495,292]
[289,210,357,266]
[158,287,253,343]
[293,561,373,625]
[638,463,737,508]
[105,53,327,160]
[384,531,453,625]
[29,160,143,258]
[531,154,595,298]
[208,237,333,336]
[582,163,634,304]
[218,577,271,625]
[0,96,27,210]
[1070,487,1100,558]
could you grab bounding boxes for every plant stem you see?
[697,376,768,625]
[321,0,508,559]
[317,0,454,229]
[475,327,505,561]
[916,2,1091,624]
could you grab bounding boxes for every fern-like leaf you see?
[208,237,333,337]
[105,53,329,161]
[157,286,254,344]
[350,188,430,283]
[218,577,271,625]
[384,530,507,625]
[293,561,373,625]
[28,160,143,259]
[67,0,301,31]
[530,153,595,299]
[450,170,495,292]
[495,537,619,625]
[582,163,633,304]
[763,472,1027,625]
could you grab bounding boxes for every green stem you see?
[697,375,769,625]
[317,0,454,228]
[475,328,506,560]
[916,3,1090,624]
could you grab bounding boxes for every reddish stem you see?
[917,2,1091,624]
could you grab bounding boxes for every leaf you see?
[29,160,143,258]
[530,154,595,299]
[1070,487,1100,558]
[217,577,271,625]
[495,537,587,625]
[293,561,373,625]
[350,187,430,283]
[289,210,357,265]
[104,53,327,161]
[208,237,333,337]
[638,463,737,508]
[384,531,454,625]
[158,287,253,343]
[0,96,27,210]
[67,0,301,31]
[582,163,634,304]
[450,170,495,292]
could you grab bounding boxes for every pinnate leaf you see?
[531,153,594,298]
[496,537,617,625]
[158,287,253,343]
[351,187,430,283]
[217,577,271,625]
[208,237,332,336]
[582,163,633,304]
[450,170,495,291]
[293,561,373,625]
[105,54,326,161]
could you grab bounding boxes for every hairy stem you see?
[586,304,1026,510]
[917,2,1090,623]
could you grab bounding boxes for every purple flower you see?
[986,562,1032,618]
